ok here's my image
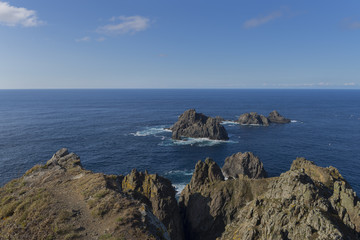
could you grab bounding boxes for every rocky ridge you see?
[1,149,359,240]
[0,149,182,240]
[170,109,229,140]
[180,156,360,240]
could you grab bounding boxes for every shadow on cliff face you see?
[180,193,225,240]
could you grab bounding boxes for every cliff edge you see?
[0,149,183,240]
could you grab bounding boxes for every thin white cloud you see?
[342,18,360,30]
[75,36,91,42]
[243,10,283,29]
[344,82,356,86]
[96,37,106,42]
[0,1,43,27]
[97,16,150,35]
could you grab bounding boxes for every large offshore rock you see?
[170,109,229,140]
[222,152,267,179]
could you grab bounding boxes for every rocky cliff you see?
[180,156,360,240]
[1,150,359,240]
[0,149,182,240]
[170,109,229,140]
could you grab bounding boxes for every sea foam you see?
[160,137,237,147]
[221,120,240,125]
[130,126,171,137]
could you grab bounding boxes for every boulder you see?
[222,152,267,179]
[170,109,229,140]
[237,112,269,126]
[268,110,291,124]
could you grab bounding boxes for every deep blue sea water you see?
[0,89,359,195]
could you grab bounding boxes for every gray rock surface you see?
[268,110,291,123]
[238,110,290,126]
[180,156,360,240]
[170,109,229,140]
[122,169,184,240]
[238,112,270,126]
[222,152,267,179]
[0,148,173,240]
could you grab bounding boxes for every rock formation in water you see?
[170,109,229,140]
[238,112,270,126]
[237,110,290,126]
[0,148,183,240]
[222,152,267,179]
[268,110,291,124]
[180,155,360,240]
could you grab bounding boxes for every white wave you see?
[221,120,240,125]
[160,137,238,147]
[240,123,262,126]
[165,170,194,176]
[173,183,187,196]
[130,126,171,137]
[291,120,298,123]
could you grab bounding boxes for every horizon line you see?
[0,87,359,90]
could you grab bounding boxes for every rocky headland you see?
[1,149,359,240]
[238,110,290,126]
[0,149,183,240]
[170,109,229,140]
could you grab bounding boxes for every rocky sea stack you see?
[238,112,270,126]
[238,110,290,126]
[268,110,291,124]
[170,109,229,140]
[1,149,359,239]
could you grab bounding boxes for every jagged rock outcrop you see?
[170,109,229,140]
[180,157,360,240]
[122,169,184,240]
[238,110,290,126]
[179,158,271,240]
[268,110,291,124]
[0,149,178,240]
[222,152,267,179]
[2,149,359,240]
[238,112,269,126]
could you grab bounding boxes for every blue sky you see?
[0,0,359,89]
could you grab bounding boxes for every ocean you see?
[0,89,359,195]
